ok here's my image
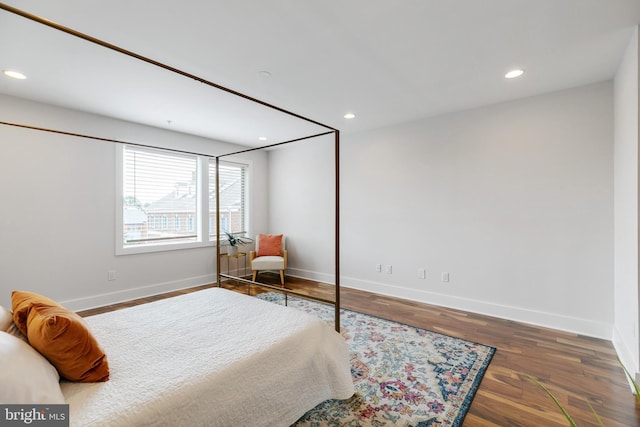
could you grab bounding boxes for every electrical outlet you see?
[107,270,116,281]
[418,268,426,279]
[376,264,382,273]
[441,272,450,282]
[385,265,392,274]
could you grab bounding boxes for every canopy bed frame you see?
[0,2,342,332]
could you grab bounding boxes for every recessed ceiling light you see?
[3,70,27,80]
[505,69,525,79]
[258,136,268,141]
[344,113,355,119]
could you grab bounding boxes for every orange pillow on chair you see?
[257,234,283,256]
[11,290,110,382]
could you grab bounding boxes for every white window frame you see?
[209,159,250,241]
[115,145,251,255]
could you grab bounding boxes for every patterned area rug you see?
[257,292,495,427]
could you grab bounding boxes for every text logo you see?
[1,405,68,426]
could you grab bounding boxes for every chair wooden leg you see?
[279,270,285,286]
[252,271,257,282]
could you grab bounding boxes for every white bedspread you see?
[61,288,354,426]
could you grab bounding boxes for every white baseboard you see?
[340,276,611,339]
[61,274,216,312]
[288,268,612,339]
[286,268,336,284]
[612,326,639,392]
[63,268,612,340]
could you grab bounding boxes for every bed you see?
[56,287,353,426]
[61,288,353,426]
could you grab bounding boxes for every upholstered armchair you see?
[250,234,287,286]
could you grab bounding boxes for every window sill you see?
[116,240,214,256]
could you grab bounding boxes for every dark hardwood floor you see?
[78,274,640,426]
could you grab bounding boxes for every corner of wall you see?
[613,23,640,378]
[613,325,640,392]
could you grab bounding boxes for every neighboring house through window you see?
[117,144,249,254]
[209,160,247,239]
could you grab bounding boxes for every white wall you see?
[0,94,268,311]
[271,82,615,338]
[613,27,640,378]
[267,135,336,283]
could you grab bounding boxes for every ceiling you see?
[1,0,639,147]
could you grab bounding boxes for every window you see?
[117,144,250,254]
[209,160,247,237]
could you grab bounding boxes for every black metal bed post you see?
[334,130,340,333]
[0,1,344,333]
[215,156,221,287]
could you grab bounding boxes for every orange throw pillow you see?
[11,291,110,382]
[257,234,283,256]
[11,291,60,337]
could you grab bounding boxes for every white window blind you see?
[209,160,247,238]
[122,145,198,247]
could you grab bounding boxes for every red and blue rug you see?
[257,293,495,427]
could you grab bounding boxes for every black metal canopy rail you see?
[0,2,341,332]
